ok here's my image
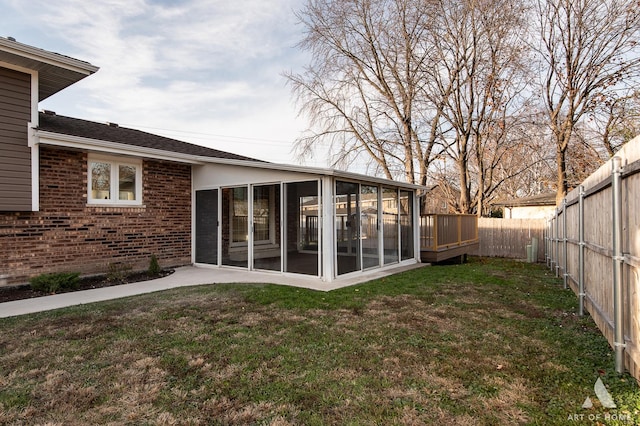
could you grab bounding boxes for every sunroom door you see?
[336,181,361,275]
[252,184,281,271]
[284,181,320,276]
[195,189,218,265]
[361,185,380,269]
[383,187,399,264]
[222,186,249,268]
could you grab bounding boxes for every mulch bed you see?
[0,269,174,304]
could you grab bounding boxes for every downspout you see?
[612,157,625,374]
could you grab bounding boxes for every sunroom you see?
[192,161,422,282]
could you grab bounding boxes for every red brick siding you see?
[0,146,192,284]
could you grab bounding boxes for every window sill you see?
[86,203,146,209]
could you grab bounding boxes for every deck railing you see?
[420,214,479,251]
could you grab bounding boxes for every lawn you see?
[0,257,639,425]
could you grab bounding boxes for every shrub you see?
[148,255,161,275]
[106,263,132,282]
[30,272,80,293]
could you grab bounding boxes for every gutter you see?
[0,37,99,75]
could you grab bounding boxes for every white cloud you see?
[0,0,314,164]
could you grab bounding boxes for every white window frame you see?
[253,185,276,246]
[228,186,249,248]
[87,155,142,206]
[228,185,277,249]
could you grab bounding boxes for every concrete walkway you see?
[0,263,427,319]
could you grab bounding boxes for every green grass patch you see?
[1,257,639,425]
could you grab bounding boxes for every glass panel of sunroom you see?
[195,189,218,265]
[253,184,281,272]
[361,185,380,269]
[336,181,360,275]
[222,187,249,268]
[284,181,320,276]
[400,190,414,260]
[382,187,399,264]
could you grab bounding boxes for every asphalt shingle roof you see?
[493,192,557,207]
[37,112,264,162]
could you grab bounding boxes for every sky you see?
[1,0,319,165]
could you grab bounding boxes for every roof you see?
[37,112,262,162]
[492,192,557,208]
[0,37,99,101]
[35,111,425,190]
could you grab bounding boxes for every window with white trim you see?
[88,156,142,205]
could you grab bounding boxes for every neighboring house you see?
[0,37,423,285]
[492,193,557,219]
[420,184,455,214]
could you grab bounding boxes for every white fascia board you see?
[35,130,205,164]
[330,170,426,190]
[197,158,426,191]
[0,38,98,75]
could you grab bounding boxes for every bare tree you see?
[285,0,442,184]
[588,90,640,157]
[533,0,640,203]
[426,0,532,214]
[494,119,557,199]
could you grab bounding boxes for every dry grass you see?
[1,258,639,425]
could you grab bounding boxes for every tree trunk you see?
[555,147,567,205]
[458,156,471,214]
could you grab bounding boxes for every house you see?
[0,37,423,285]
[420,184,456,214]
[492,193,557,219]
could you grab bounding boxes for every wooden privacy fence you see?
[547,135,640,381]
[471,218,547,261]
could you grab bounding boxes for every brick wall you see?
[0,146,192,285]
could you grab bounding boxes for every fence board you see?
[472,218,546,260]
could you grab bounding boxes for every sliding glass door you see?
[284,181,320,275]
[336,181,360,275]
[253,184,281,271]
[222,187,249,268]
[361,185,380,269]
[195,189,218,264]
[400,190,414,260]
[383,187,399,264]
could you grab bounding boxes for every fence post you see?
[555,208,560,278]
[433,215,439,251]
[545,219,550,267]
[612,156,625,374]
[550,215,555,271]
[563,198,568,289]
[546,219,552,268]
[578,185,585,316]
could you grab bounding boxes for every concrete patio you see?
[0,262,427,318]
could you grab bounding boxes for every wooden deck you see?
[420,241,479,263]
[419,214,479,263]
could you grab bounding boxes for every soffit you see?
[0,37,98,101]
